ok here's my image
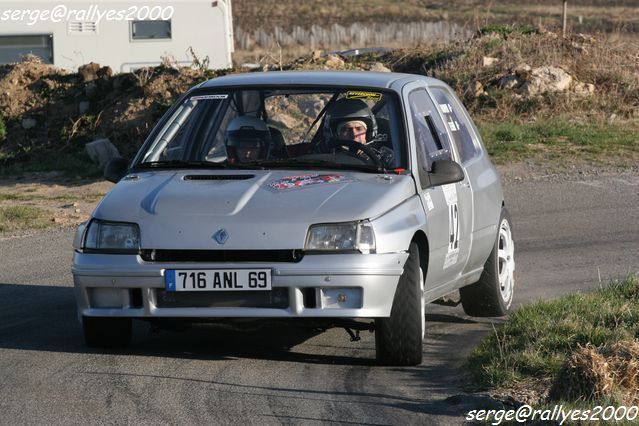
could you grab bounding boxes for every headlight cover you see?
[82,219,140,254]
[305,221,376,254]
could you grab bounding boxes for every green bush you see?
[479,24,514,37]
[479,24,538,37]
[0,114,6,140]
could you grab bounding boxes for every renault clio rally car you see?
[72,71,515,366]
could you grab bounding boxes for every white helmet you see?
[225,116,271,163]
[323,98,378,141]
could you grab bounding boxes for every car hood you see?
[93,170,416,249]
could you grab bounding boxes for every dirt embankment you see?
[0,57,226,166]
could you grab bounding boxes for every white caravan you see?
[0,0,234,72]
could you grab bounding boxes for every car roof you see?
[198,70,441,90]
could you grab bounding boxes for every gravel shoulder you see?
[0,172,112,239]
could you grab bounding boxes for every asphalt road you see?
[1,172,637,425]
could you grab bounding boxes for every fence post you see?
[562,1,568,37]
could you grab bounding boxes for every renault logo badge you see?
[213,229,229,245]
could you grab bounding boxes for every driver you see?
[324,98,378,144]
[323,98,394,167]
[336,120,369,144]
[225,116,272,164]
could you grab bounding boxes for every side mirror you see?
[104,157,129,183]
[428,159,465,187]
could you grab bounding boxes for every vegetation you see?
[0,205,51,233]
[0,193,100,203]
[0,150,102,178]
[0,12,637,176]
[467,275,639,400]
[232,0,639,34]
[383,29,639,168]
[387,30,639,122]
[479,120,639,164]
[0,114,5,140]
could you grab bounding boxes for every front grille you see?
[183,174,255,181]
[140,249,304,263]
[156,288,289,309]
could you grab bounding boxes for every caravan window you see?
[131,20,172,40]
[0,35,53,64]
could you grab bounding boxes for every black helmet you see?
[225,116,271,163]
[323,98,377,142]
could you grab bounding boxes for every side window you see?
[431,87,478,163]
[131,20,172,40]
[0,34,53,64]
[408,89,452,172]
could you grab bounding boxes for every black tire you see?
[83,316,132,348]
[375,242,424,366]
[460,208,515,317]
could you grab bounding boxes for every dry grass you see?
[0,205,51,233]
[233,0,639,33]
[233,0,443,31]
[550,341,639,404]
[385,30,639,121]
[467,275,639,406]
[0,177,111,235]
[233,0,639,62]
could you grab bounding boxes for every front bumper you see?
[72,252,408,321]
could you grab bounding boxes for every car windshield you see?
[134,87,407,172]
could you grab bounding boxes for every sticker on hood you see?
[267,173,353,191]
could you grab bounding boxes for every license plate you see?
[165,269,272,292]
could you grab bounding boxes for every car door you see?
[403,82,472,292]
[429,86,501,275]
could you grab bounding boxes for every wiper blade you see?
[240,159,329,168]
[136,160,229,169]
[318,163,384,173]
[224,162,266,170]
[244,159,383,173]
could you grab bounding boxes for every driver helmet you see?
[225,116,271,163]
[323,98,378,142]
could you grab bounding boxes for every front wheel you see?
[375,242,425,366]
[460,208,515,317]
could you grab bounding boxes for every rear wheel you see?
[375,242,425,366]
[460,208,515,317]
[83,316,132,348]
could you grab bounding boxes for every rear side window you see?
[431,87,478,163]
[408,89,452,171]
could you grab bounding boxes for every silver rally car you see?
[73,71,515,366]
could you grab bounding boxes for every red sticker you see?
[268,174,353,191]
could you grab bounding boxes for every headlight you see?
[305,221,376,254]
[82,219,140,253]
